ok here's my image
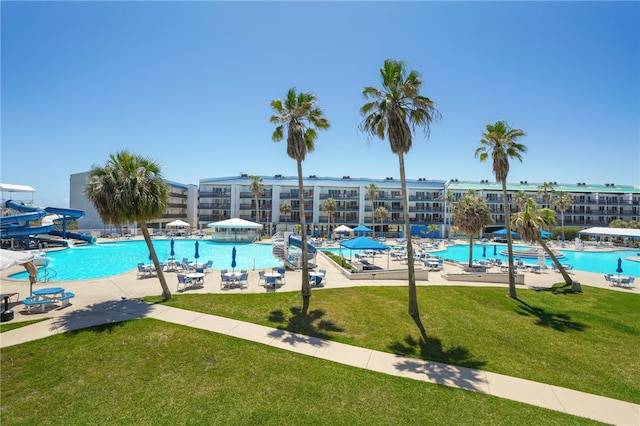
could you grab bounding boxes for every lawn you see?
[2,319,602,425]
[159,285,640,404]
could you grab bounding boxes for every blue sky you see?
[2,1,638,208]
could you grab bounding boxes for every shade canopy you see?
[340,236,389,251]
[334,225,353,233]
[353,225,373,233]
[207,218,262,229]
[579,227,640,239]
[494,228,519,236]
[166,219,190,228]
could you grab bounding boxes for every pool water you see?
[9,239,281,282]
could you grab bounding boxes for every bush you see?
[322,250,352,270]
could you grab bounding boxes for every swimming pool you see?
[8,239,282,281]
[325,244,640,278]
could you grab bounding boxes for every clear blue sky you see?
[2,1,638,208]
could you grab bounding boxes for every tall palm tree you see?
[321,197,337,238]
[279,201,292,232]
[360,59,441,327]
[537,182,555,208]
[452,190,493,267]
[374,206,388,238]
[249,175,265,230]
[85,150,172,300]
[552,190,573,242]
[512,199,581,292]
[365,183,379,231]
[442,189,456,240]
[475,120,527,299]
[271,87,330,312]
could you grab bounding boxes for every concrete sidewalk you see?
[1,297,638,425]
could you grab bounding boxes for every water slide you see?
[1,200,95,243]
[288,235,317,255]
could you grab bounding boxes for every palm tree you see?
[452,190,493,267]
[537,182,555,208]
[374,206,388,238]
[279,201,292,232]
[365,183,379,231]
[552,191,573,242]
[512,199,581,292]
[442,189,455,240]
[271,87,330,312]
[513,190,529,210]
[249,175,265,230]
[475,120,527,299]
[321,197,337,238]
[360,59,441,328]
[427,224,438,239]
[85,150,172,300]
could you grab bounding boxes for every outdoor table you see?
[32,287,65,300]
[264,272,281,288]
[223,272,242,283]
[186,272,205,285]
[165,260,178,272]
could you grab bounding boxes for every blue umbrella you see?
[194,241,200,263]
[482,246,486,258]
[170,239,175,259]
[616,257,623,276]
[493,245,497,256]
[231,246,237,272]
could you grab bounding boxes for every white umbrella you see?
[334,225,353,233]
[0,249,38,295]
[166,219,190,228]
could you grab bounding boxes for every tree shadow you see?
[388,334,488,392]
[268,306,344,341]
[388,334,486,370]
[50,298,154,335]
[515,298,586,332]
[533,283,575,295]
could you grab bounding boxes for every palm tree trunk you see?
[502,180,517,299]
[468,235,474,267]
[140,222,172,300]
[536,237,582,292]
[297,159,311,312]
[561,211,566,242]
[398,153,425,335]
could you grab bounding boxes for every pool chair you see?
[258,271,267,286]
[203,260,213,273]
[220,273,233,289]
[176,274,192,291]
[238,272,249,287]
[137,263,154,279]
[277,268,286,285]
[319,269,327,284]
[620,277,635,289]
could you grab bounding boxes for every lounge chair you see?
[137,263,154,279]
[620,277,635,289]
[319,269,327,284]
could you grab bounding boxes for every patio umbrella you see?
[170,239,175,259]
[482,246,486,258]
[231,246,237,273]
[194,241,200,264]
[493,245,497,256]
[616,257,623,276]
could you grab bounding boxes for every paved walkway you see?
[1,249,639,425]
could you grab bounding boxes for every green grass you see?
[1,319,602,425]
[0,317,48,333]
[157,285,640,404]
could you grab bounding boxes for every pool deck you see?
[1,239,639,425]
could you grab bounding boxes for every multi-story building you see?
[199,175,447,237]
[447,180,640,231]
[70,171,198,235]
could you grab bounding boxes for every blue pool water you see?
[326,244,640,278]
[9,239,281,282]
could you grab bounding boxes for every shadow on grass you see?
[533,283,575,295]
[515,298,586,332]
[51,298,154,335]
[388,335,486,370]
[268,306,344,344]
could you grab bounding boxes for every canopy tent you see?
[208,218,262,242]
[0,249,38,295]
[578,227,640,239]
[353,225,373,233]
[340,236,389,251]
[166,219,191,228]
[493,228,519,236]
[334,225,353,233]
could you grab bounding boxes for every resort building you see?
[198,175,447,238]
[70,172,198,235]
